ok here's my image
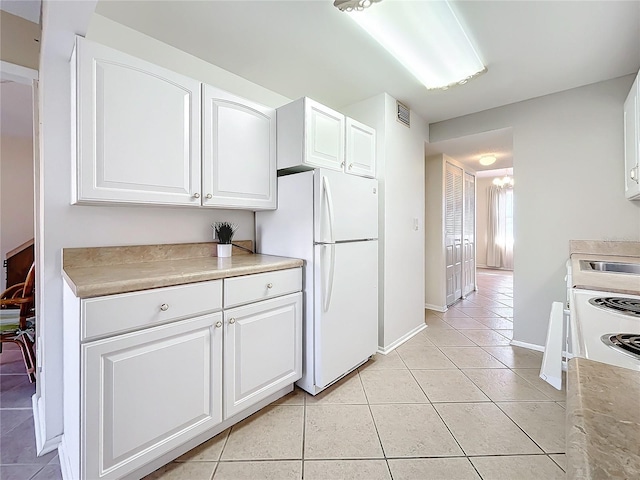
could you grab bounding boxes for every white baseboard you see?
[509,340,544,352]
[32,394,61,456]
[510,341,574,372]
[378,323,427,355]
[425,303,447,313]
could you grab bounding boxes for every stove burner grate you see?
[601,333,640,360]
[588,297,640,317]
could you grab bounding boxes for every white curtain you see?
[486,185,514,269]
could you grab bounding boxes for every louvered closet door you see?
[463,172,476,297]
[445,163,463,305]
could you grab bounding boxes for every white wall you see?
[344,93,429,351]
[0,135,34,292]
[424,154,445,311]
[475,176,493,268]
[86,15,291,109]
[38,4,292,448]
[430,75,640,347]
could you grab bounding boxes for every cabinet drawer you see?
[224,268,301,308]
[81,280,222,341]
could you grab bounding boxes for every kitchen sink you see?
[579,260,640,275]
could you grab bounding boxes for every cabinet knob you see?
[206,193,213,199]
[193,193,201,199]
[341,161,345,168]
[267,283,273,289]
[215,321,222,328]
[160,303,169,312]
[229,318,236,324]
[348,163,353,170]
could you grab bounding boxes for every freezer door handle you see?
[322,175,336,244]
[322,244,336,312]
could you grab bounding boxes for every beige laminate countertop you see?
[569,240,640,295]
[567,358,640,479]
[62,242,303,298]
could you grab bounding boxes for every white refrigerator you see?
[256,169,378,395]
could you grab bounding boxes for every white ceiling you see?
[0,0,40,24]
[94,0,640,124]
[425,127,513,173]
[93,0,640,173]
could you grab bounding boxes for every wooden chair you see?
[0,263,36,382]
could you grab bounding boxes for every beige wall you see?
[344,94,429,351]
[1,135,34,292]
[0,11,40,70]
[430,75,640,348]
[475,176,494,268]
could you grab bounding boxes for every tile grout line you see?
[355,369,391,477]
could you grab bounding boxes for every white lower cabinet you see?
[83,313,223,480]
[224,293,302,418]
[66,269,302,479]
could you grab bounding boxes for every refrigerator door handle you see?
[322,175,336,243]
[323,244,336,313]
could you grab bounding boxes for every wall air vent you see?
[397,101,410,127]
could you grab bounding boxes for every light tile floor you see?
[145,268,567,479]
[1,269,567,479]
[0,342,61,480]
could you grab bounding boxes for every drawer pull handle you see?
[267,283,273,289]
[160,303,169,312]
[229,318,236,324]
[215,321,222,328]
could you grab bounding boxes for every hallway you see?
[143,267,566,480]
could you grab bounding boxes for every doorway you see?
[424,127,514,311]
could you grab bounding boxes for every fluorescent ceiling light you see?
[346,0,486,90]
[479,155,496,166]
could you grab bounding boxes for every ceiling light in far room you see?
[334,0,381,12]
[342,0,486,90]
[493,175,514,188]
[479,155,496,166]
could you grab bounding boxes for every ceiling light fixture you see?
[334,0,381,12]
[479,155,497,166]
[341,0,486,90]
[493,176,514,188]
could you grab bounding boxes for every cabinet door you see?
[224,293,302,418]
[304,99,345,171]
[345,118,376,178]
[73,37,201,206]
[83,313,222,480]
[623,76,640,199]
[202,85,276,209]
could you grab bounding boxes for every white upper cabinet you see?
[72,37,276,210]
[277,97,345,172]
[202,85,276,210]
[624,73,640,200]
[345,118,376,178]
[73,36,201,206]
[305,100,345,171]
[277,97,376,177]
